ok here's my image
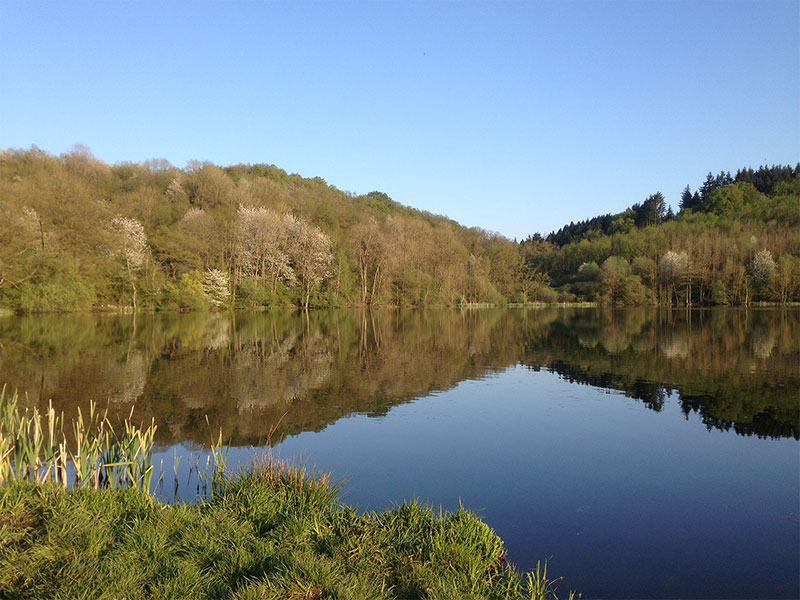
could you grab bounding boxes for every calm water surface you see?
[1,308,798,598]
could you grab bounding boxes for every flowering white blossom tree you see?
[180,207,205,224]
[235,206,295,291]
[165,177,186,201]
[202,268,231,308]
[111,216,149,311]
[748,249,776,291]
[284,214,334,309]
[660,250,689,305]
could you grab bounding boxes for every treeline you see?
[544,165,798,246]
[0,146,522,311]
[523,164,800,306]
[0,146,798,311]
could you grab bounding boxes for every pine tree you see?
[700,172,717,202]
[680,185,694,212]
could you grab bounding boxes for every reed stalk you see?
[0,387,161,494]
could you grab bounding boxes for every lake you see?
[1,307,798,598]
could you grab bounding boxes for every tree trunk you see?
[127,258,137,312]
[359,249,368,306]
[369,265,381,305]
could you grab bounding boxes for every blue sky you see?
[1,1,797,239]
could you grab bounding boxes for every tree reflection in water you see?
[0,307,797,446]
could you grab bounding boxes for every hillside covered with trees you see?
[522,164,799,306]
[0,146,797,311]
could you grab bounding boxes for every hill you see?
[522,164,799,306]
[1,147,797,310]
[0,146,521,311]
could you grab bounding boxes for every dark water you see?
[1,308,798,598]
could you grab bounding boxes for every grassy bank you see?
[0,460,573,600]
[0,389,574,599]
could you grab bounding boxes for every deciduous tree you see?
[111,216,149,311]
[285,215,334,309]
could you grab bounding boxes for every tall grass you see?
[0,386,166,493]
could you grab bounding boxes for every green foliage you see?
[599,258,655,306]
[618,273,655,306]
[709,280,730,306]
[157,271,208,311]
[528,283,560,303]
[7,262,96,312]
[234,278,283,309]
[576,261,601,282]
[365,190,396,214]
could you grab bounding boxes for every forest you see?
[0,146,798,311]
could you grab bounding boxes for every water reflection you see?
[3,308,797,599]
[1,308,797,445]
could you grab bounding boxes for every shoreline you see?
[4,301,800,316]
